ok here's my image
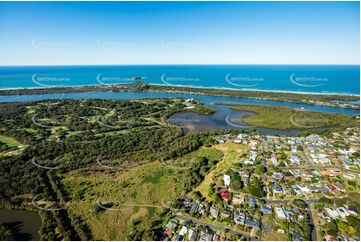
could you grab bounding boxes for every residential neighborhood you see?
[162,128,360,241]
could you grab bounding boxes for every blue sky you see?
[0,1,359,65]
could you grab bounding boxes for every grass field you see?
[192,142,246,201]
[61,146,224,240]
[62,162,180,240]
[0,135,22,148]
[0,135,24,157]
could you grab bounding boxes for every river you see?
[0,90,358,135]
[0,208,41,240]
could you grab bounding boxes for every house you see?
[197,202,206,215]
[190,202,199,214]
[346,206,358,216]
[292,185,302,195]
[249,151,257,161]
[271,153,278,165]
[311,154,331,164]
[212,234,220,241]
[320,186,330,195]
[234,212,245,225]
[248,196,256,208]
[188,229,197,241]
[210,205,220,219]
[223,174,231,186]
[273,183,283,194]
[215,138,225,144]
[260,205,273,215]
[298,185,310,194]
[336,207,349,218]
[174,234,184,241]
[324,235,337,241]
[323,208,339,219]
[283,171,294,179]
[245,216,260,229]
[164,229,173,238]
[308,146,315,153]
[179,226,188,236]
[342,159,354,169]
[308,185,318,193]
[327,183,341,193]
[220,190,230,201]
[166,220,178,230]
[321,169,341,177]
[312,170,321,177]
[333,183,346,192]
[273,172,284,180]
[220,210,231,218]
[244,160,254,166]
[289,231,305,241]
[291,145,298,152]
[240,170,250,186]
[232,194,245,205]
[275,207,287,219]
[284,210,294,218]
[343,172,356,181]
[200,231,213,241]
[290,154,301,165]
[306,134,321,143]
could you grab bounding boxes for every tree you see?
[254,165,266,174]
[318,197,333,205]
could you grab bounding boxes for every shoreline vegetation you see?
[217,103,359,131]
[0,82,359,110]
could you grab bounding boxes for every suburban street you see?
[173,214,257,240]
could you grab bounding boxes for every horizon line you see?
[0,64,360,67]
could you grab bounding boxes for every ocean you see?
[0,65,359,95]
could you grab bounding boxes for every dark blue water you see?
[0,90,358,116]
[0,65,359,95]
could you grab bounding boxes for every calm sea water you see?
[0,65,359,95]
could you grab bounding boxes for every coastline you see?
[0,82,359,97]
[150,83,360,97]
[0,83,359,110]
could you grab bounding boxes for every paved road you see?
[173,214,257,240]
[306,203,317,241]
[280,164,359,174]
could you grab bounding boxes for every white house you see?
[223,174,231,186]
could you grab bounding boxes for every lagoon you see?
[0,90,358,135]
